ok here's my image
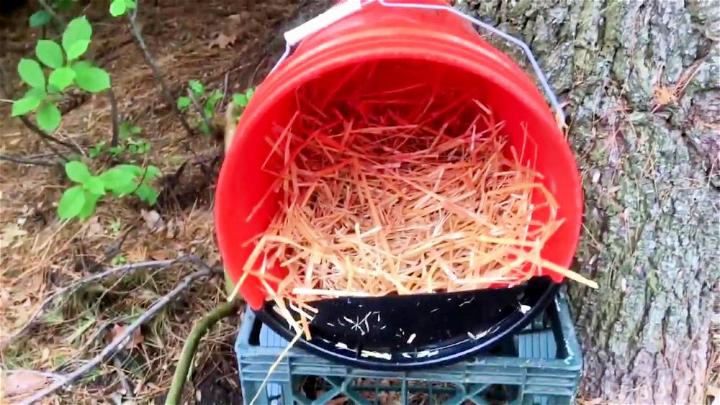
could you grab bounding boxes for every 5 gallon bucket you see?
[215,0,582,369]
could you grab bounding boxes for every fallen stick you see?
[0,255,206,350]
[16,265,221,405]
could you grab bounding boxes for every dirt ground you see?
[0,0,329,403]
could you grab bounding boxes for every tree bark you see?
[458,0,720,403]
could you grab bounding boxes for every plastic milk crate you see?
[235,292,582,405]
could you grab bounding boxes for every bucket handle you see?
[272,0,566,125]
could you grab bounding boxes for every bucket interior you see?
[225,57,576,303]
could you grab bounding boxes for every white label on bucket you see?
[284,0,363,47]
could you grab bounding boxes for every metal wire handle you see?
[270,0,565,124]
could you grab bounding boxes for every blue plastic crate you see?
[235,292,582,405]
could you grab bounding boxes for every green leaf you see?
[246,88,254,99]
[78,192,100,219]
[29,10,52,28]
[49,67,76,91]
[135,184,159,205]
[204,90,222,118]
[58,186,86,219]
[177,96,191,110]
[89,142,105,158]
[55,0,74,11]
[109,0,127,17]
[116,164,143,176]
[36,40,64,68]
[232,93,247,107]
[198,121,211,135]
[65,40,90,61]
[62,16,92,57]
[65,161,91,183]
[99,167,136,195]
[119,122,141,139]
[111,254,127,266]
[11,88,46,116]
[73,63,110,93]
[18,59,45,89]
[125,0,137,9]
[109,146,125,156]
[137,142,150,154]
[143,165,161,181]
[188,80,204,95]
[119,122,130,139]
[36,102,62,132]
[83,176,105,195]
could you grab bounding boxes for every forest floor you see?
[0,0,329,403]
[1,1,718,405]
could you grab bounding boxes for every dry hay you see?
[232,90,596,338]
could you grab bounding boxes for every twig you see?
[19,116,77,160]
[3,369,66,381]
[0,256,202,349]
[17,265,219,405]
[127,3,194,139]
[108,88,121,147]
[0,153,60,167]
[165,300,240,405]
[186,88,214,134]
[112,356,134,400]
[37,0,67,26]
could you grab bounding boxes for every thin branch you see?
[108,88,121,147]
[17,265,219,405]
[165,300,240,405]
[0,256,202,350]
[127,3,194,139]
[0,153,60,167]
[19,116,79,158]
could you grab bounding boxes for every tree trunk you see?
[458,0,720,403]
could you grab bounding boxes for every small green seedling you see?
[109,218,122,235]
[110,254,127,266]
[231,87,254,109]
[12,16,111,132]
[57,160,161,220]
[177,80,223,135]
[109,0,136,17]
[89,122,149,159]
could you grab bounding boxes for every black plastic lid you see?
[255,276,559,370]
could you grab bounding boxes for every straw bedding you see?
[233,90,595,334]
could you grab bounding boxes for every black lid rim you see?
[255,277,561,370]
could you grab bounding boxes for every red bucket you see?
[215,0,582,311]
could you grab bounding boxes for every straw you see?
[241,92,595,331]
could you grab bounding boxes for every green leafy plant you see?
[110,254,127,266]
[28,0,78,28]
[109,218,122,235]
[109,0,136,17]
[89,122,149,159]
[12,16,111,132]
[231,87,254,109]
[57,160,161,220]
[177,80,223,135]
